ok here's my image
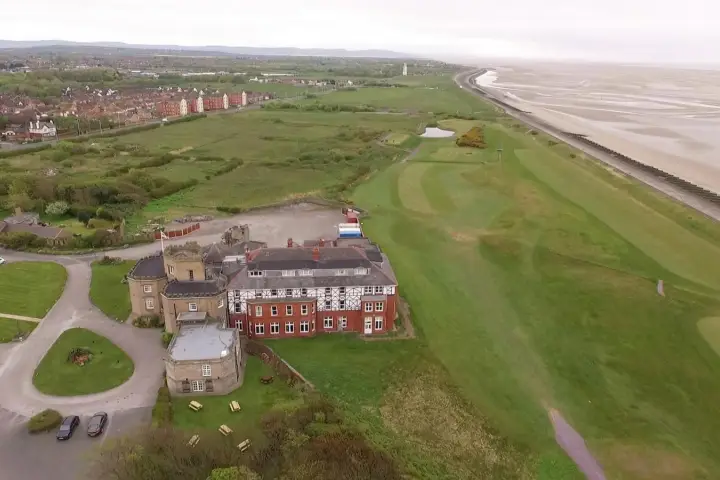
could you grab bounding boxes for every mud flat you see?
[478,63,720,193]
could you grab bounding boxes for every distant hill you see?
[0,40,412,59]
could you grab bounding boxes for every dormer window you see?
[335,269,348,276]
[298,269,313,276]
[355,267,368,275]
[282,270,295,277]
[249,270,263,277]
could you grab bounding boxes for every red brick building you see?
[187,96,204,113]
[226,242,397,338]
[228,91,247,107]
[203,94,229,111]
[156,98,187,117]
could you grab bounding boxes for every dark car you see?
[87,412,108,437]
[56,416,80,441]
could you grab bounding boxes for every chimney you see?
[287,238,293,248]
[312,247,320,262]
[319,238,325,247]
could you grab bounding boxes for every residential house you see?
[203,93,229,111]
[27,120,57,139]
[0,208,71,246]
[156,98,188,118]
[228,91,247,107]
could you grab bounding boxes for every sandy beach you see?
[477,62,720,193]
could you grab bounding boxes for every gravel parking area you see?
[0,407,150,480]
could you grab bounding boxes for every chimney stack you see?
[319,238,325,247]
[287,238,293,248]
[312,247,320,262]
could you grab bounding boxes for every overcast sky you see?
[3,0,719,64]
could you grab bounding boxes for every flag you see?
[657,279,665,297]
[159,230,169,253]
[160,231,169,240]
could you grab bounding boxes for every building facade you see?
[227,244,398,338]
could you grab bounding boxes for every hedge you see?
[151,385,173,427]
[0,143,51,158]
[27,409,63,434]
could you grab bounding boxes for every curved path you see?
[0,249,166,417]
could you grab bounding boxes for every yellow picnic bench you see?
[237,439,251,452]
[187,434,200,447]
[218,424,233,436]
[188,401,203,412]
[229,401,241,412]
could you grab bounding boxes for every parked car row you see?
[56,412,108,441]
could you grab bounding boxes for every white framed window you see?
[282,270,295,277]
[323,317,333,329]
[339,287,345,295]
[363,286,372,295]
[375,302,384,312]
[270,289,278,297]
[355,267,368,275]
[191,380,204,392]
[255,305,262,316]
[300,320,310,332]
[201,364,211,377]
[286,305,293,315]
[143,284,152,293]
[285,321,295,334]
[234,302,241,313]
[167,265,175,274]
[364,303,373,312]
[237,320,243,332]
[299,269,313,276]
[375,317,383,330]
[335,269,347,276]
[249,270,263,277]
[218,298,224,308]
[339,300,346,310]
[271,306,278,316]
[340,316,348,328]
[255,290,262,298]
[285,288,293,297]
[145,298,155,310]
[270,322,280,334]
[189,303,198,312]
[301,288,308,296]
[374,286,383,294]
[255,323,265,335]
[324,287,331,295]
[324,300,331,309]
[301,304,308,315]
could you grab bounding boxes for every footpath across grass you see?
[90,260,135,321]
[172,356,300,434]
[0,317,37,343]
[0,262,67,318]
[33,327,134,396]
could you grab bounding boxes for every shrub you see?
[0,231,43,250]
[151,385,173,427]
[27,409,63,434]
[98,255,123,265]
[133,315,163,328]
[216,206,243,214]
[456,126,487,149]
[45,200,70,216]
[162,331,174,348]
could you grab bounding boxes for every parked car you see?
[87,412,108,437]
[56,416,80,441]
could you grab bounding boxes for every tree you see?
[45,201,70,216]
[207,466,261,480]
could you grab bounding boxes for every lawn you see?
[0,317,37,343]
[33,327,134,396]
[172,356,301,435]
[90,260,135,321]
[342,118,720,478]
[0,262,67,318]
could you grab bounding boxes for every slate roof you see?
[164,280,223,298]
[202,241,266,265]
[128,254,166,280]
[0,221,70,239]
[247,247,374,271]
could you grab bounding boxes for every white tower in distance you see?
[402,63,408,76]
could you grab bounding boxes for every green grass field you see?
[33,327,134,396]
[172,356,300,434]
[90,261,135,321]
[0,262,67,318]
[0,317,37,342]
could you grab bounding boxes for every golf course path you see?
[0,253,166,417]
